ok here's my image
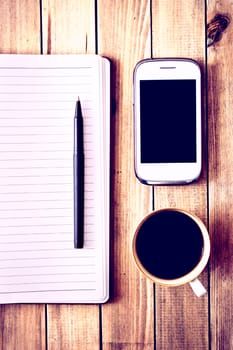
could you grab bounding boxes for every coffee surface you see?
[135,211,204,279]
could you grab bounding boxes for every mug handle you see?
[189,278,207,297]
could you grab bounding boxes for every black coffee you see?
[135,211,204,280]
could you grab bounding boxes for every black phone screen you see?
[140,80,197,163]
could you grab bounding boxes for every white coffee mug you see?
[132,208,210,297]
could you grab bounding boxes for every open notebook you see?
[0,54,110,303]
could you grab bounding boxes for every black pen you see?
[74,98,84,248]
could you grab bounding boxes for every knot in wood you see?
[207,13,231,47]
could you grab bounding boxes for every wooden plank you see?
[41,0,95,54]
[41,1,100,349]
[0,305,46,350]
[151,1,209,349]
[0,2,46,350]
[207,2,233,349]
[47,305,99,350]
[0,0,40,54]
[98,1,154,349]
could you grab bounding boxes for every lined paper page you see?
[0,55,109,303]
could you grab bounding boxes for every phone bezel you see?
[133,58,202,185]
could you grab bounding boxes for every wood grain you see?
[0,2,46,350]
[41,1,100,349]
[98,1,154,349]
[47,305,99,350]
[152,1,209,349]
[41,0,95,54]
[0,0,40,54]
[0,305,46,350]
[208,1,233,349]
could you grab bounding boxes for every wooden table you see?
[0,1,233,349]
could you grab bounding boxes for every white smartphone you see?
[133,58,202,185]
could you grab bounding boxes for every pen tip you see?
[75,98,82,117]
[77,98,81,108]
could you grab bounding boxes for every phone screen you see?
[140,80,196,163]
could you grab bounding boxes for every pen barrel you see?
[74,152,84,248]
[74,116,84,152]
[74,100,84,248]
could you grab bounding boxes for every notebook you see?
[0,54,110,303]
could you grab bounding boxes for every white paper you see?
[0,54,110,303]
